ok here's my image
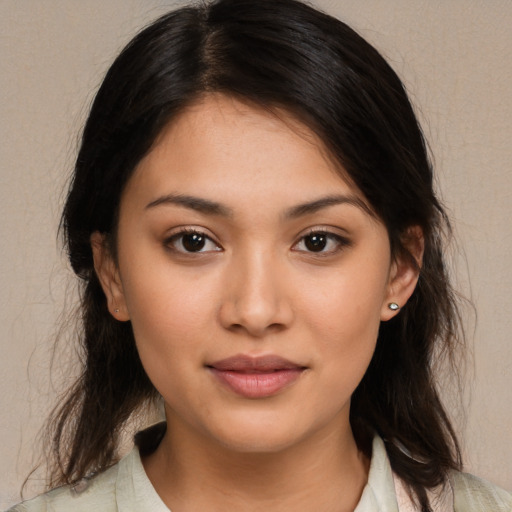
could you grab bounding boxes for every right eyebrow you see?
[145,193,233,217]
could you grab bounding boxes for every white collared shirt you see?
[8,436,511,511]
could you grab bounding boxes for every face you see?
[94,95,418,454]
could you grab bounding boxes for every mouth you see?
[206,354,307,399]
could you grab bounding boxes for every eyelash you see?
[164,228,222,254]
[164,228,351,256]
[292,229,351,256]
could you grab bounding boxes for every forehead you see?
[124,94,370,214]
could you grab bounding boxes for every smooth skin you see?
[92,94,422,512]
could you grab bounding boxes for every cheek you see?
[120,265,220,376]
[298,258,388,339]
[296,257,388,388]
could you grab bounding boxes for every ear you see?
[90,231,130,321]
[380,226,424,321]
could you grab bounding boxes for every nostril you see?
[225,321,287,338]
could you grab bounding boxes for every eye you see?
[166,229,221,253]
[293,231,349,254]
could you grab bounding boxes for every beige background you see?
[1,0,511,507]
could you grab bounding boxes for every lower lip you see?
[209,368,304,398]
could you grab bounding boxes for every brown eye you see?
[166,230,221,254]
[182,233,206,252]
[293,230,350,255]
[304,233,328,252]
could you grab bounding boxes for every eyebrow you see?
[283,194,374,219]
[145,192,373,218]
[145,193,233,217]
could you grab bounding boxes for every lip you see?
[207,354,306,399]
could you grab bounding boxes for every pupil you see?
[305,233,327,252]
[182,233,205,252]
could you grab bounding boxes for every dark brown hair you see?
[46,1,464,509]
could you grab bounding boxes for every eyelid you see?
[164,226,223,254]
[292,227,352,255]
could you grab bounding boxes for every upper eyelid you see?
[165,226,218,241]
[295,231,348,243]
[295,226,351,240]
[292,228,352,252]
[164,227,223,251]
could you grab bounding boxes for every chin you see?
[201,409,318,455]
[213,429,304,455]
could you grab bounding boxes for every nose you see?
[218,250,294,338]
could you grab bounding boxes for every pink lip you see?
[207,355,306,399]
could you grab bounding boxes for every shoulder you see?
[6,424,169,512]
[5,441,168,512]
[451,470,512,511]
[5,462,120,512]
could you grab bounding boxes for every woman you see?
[8,0,511,511]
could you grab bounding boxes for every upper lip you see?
[208,354,305,372]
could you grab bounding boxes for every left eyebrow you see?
[283,194,374,219]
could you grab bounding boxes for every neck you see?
[142,415,370,512]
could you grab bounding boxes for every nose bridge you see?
[220,243,292,336]
[242,247,278,304]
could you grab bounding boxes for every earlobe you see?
[380,226,424,321]
[90,232,130,321]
